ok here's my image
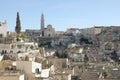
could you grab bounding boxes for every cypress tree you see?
[15,12,21,34]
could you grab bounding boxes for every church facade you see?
[44,24,55,37]
[40,14,55,37]
[25,14,60,42]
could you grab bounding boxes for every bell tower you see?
[41,13,44,37]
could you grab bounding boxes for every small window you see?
[35,68,40,74]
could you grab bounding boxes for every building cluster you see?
[0,39,71,80]
[0,14,120,80]
[25,14,63,43]
[0,21,7,37]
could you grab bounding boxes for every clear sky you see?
[1,0,120,31]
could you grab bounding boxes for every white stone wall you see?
[16,61,32,74]
[18,53,26,60]
[72,29,81,36]
[68,74,71,80]
[46,50,55,56]
[32,61,42,73]
[19,74,24,80]
[0,55,4,61]
[80,28,94,36]
[94,27,103,35]
[10,42,38,53]
[68,43,77,48]
[79,27,103,36]
[0,44,10,53]
[41,68,50,78]
[0,21,7,37]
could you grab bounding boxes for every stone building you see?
[44,24,55,37]
[0,21,7,37]
[40,14,56,37]
[25,29,40,42]
[25,13,57,42]
[54,73,71,80]
[10,41,38,53]
[80,26,103,36]
[0,72,24,80]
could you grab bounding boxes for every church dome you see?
[47,24,52,28]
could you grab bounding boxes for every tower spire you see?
[41,13,44,37]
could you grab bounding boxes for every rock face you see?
[96,26,120,42]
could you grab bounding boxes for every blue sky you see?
[1,0,120,31]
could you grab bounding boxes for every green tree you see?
[15,12,21,34]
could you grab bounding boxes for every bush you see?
[79,37,93,44]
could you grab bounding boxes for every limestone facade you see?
[0,21,7,37]
[44,24,55,37]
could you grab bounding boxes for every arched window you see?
[48,34,51,37]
